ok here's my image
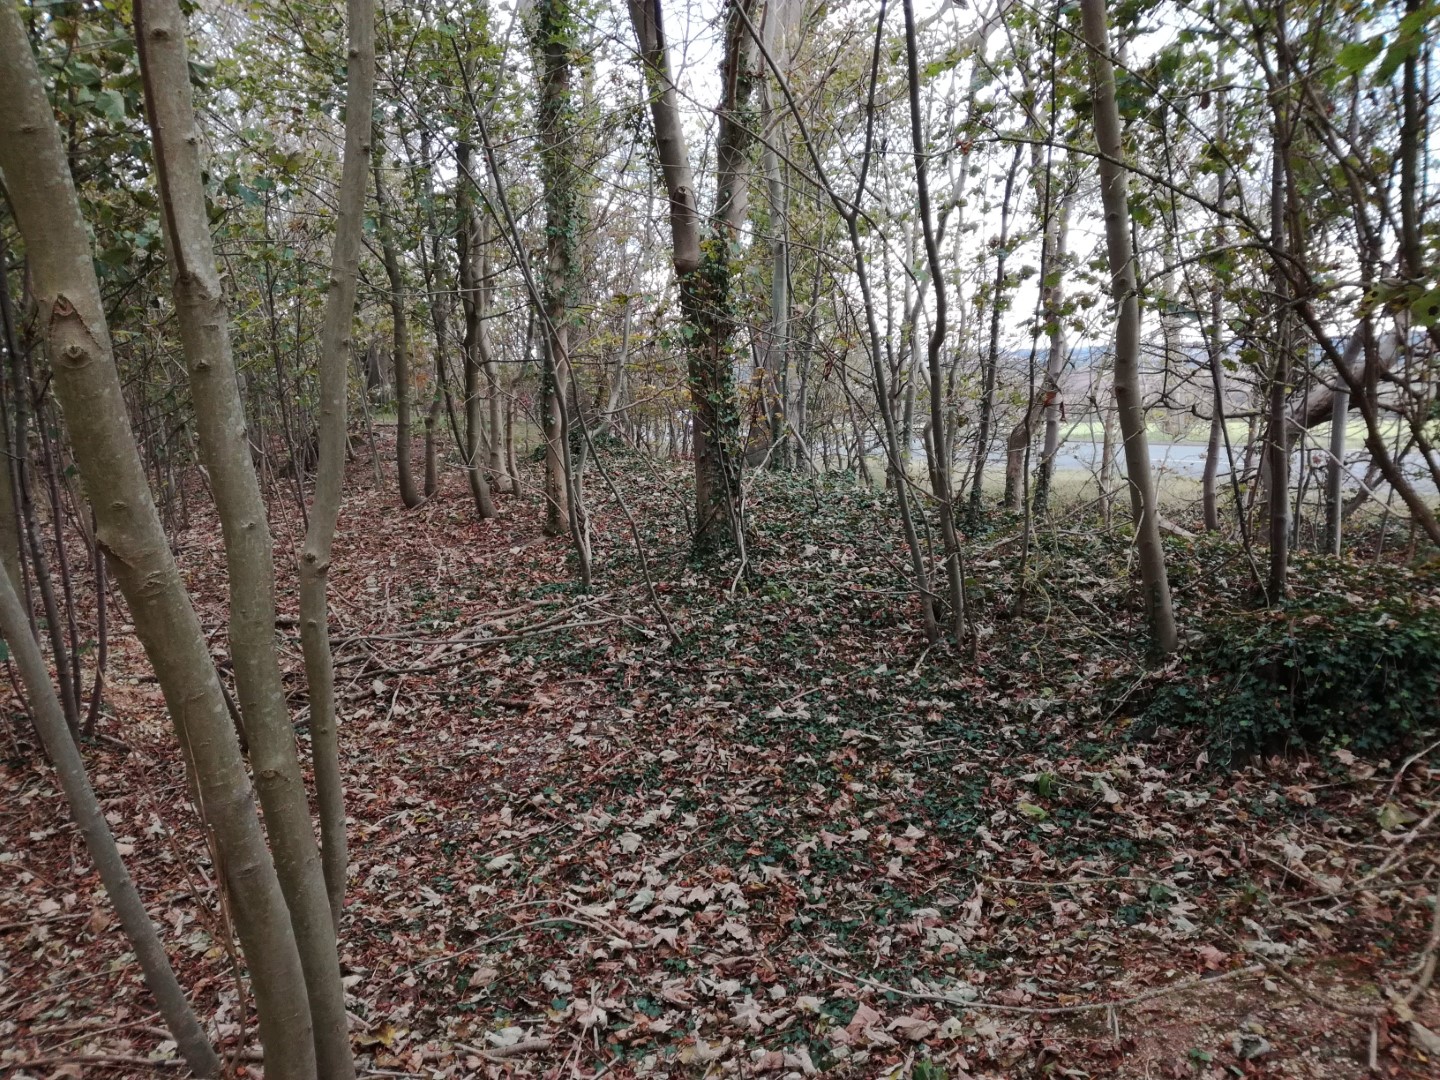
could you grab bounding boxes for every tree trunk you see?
[134,4,355,1075]
[533,0,584,546]
[758,20,791,470]
[0,564,219,1076]
[1201,73,1229,532]
[1011,174,1074,515]
[627,0,754,549]
[0,7,320,1075]
[971,143,1022,517]
[297,0,375,929]
[1079,0,1178,653]
[902,0,966,646]
[1032,182,1077,518]
[453,143,499,518]
[373,141,422,509]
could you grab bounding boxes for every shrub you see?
[1148,566,1440,755]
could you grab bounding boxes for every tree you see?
[532,0,583,539]
[0,5,319,1074]
[299,0,378,925]
[454,141,501,518]
[0,567,218,1075]
[133,1,357,1074]
[628,0,759,549]
[374,130,424,510]
[1077,0,1178,654]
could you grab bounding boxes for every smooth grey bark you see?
[1325,384,1348,554]
[299,0,376,930]
[1079,0,1178,653]
[0,565,218,1076]
[0,7,318,1076]
[133,3,355,1077]
[373,140,422,509]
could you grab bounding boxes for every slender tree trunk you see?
[1263,4,1295,603]
[971,143,1022,517]
[1079,0,1178,653]
[0,565,219,1076]
[373,141,422,509]
[478,214,513,495]
[902,0,966,646]
[297,0,375,928]
[759,29,791,469]
[134,4,355,1075]
[1011,174,1073,514]
[0,235,35,624]
[453,143,499,519]
[84,511,107,737]
[1201,75,1229,532]
[1033,183,1077,518]
[0,8,319,1075]
[8,350,79,734]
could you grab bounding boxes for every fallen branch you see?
[455,1037,554,1061]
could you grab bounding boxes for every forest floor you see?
[2,437,1438,1079]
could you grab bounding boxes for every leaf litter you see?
[1,442,1438,1078]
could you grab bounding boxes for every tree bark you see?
[373,140,422,509]
[533,1,574,537]
[0,563,219,1076]
[453,143,500,518]
[1079,0,1178,653]
[902,0,966,646]
[0,7,319,1076]
[133,4,356,1075]
[628,0,754,549]
[298,0,375,929]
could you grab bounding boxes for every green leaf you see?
[1412,286,1440,328]
[1378,801,1419,830]
[1017,800,1049,822]
[1336,37,1385,77]
[94,88,126,123]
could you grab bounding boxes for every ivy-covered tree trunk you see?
[629,0,757,548]
[533,0,580,539]
[454,142,498,520]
